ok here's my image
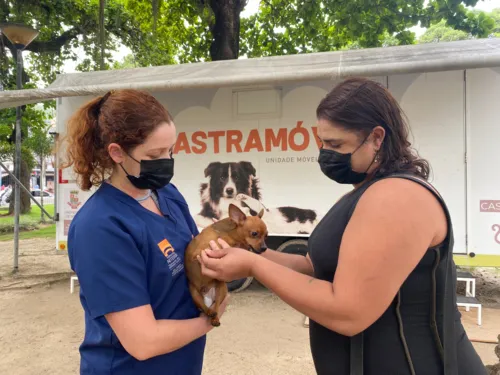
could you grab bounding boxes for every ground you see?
[0,238,499,374]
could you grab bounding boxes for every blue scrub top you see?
[68,182,205,375]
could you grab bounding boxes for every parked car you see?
[30,189,54,205]
[0,186,12,206]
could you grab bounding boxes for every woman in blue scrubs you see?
[64,89,227,374]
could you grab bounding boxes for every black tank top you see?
[307,173,486,375]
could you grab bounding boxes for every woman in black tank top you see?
[199,77,486,375]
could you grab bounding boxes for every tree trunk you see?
[208,0,246,60]
[99,0,106,70]
[9,159,32,215]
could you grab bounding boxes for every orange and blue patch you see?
[158,238,175,256]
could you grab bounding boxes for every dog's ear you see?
[239,161,256,177]
[257,209,265,219]
[204,162,221,178]
[229,204,246,225]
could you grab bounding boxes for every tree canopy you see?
[1,0,497,80]
[419,7,500,43]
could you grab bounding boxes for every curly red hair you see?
[61,89,172,191]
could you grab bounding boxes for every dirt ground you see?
[0,239,499,375]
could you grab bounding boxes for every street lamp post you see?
[0,23,39,272]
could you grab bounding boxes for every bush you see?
[0,217,40,234]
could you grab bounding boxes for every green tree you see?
[106,0,498,65]
[489,8,500,36]
[0,0,140,213]
[0,54,47,214]
[419,19,471,43]
[239,0,495,58]
[0,103,45,215]
[419,9,500,43]
[112,54,140,70]
[2,1,497,73]
[25,121,54,221]
[0,0,146,81]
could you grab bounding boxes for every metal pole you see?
[0,84,2,191]
[40,156,45,222]
[13,48,22,272]
[53,134,59,223]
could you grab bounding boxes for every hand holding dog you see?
[198,239,258,282]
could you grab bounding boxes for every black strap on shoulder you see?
[350,333,364,375]
[349,173,458,375]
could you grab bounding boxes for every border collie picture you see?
[195,161,260,228]
[194,161,321,234]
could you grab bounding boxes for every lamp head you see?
[0,23,39,50]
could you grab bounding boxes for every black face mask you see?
[318,135,377,185]
[120,155,174,190]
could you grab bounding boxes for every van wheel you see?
[276,239,308,257]
[226,277,254,293]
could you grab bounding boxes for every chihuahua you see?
[184,203,268,327]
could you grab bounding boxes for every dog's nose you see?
[260,245,268,253]
[225,187,234,195]
[260,240,268,253]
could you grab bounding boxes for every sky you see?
[61,0,500,73]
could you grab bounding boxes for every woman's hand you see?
[198,239,258,282]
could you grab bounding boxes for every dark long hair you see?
[316,77,430,180]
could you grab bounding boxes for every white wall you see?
[466,68,500,256]
[389,71,467,254]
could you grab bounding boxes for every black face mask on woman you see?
[120,154,174,190]
[318,135,377,185]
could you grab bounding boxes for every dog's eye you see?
[251,231,258,237]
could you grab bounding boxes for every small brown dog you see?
[184,203,268,327]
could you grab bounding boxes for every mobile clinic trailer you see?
[1,38,500,292]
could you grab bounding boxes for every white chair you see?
[457,271,476,296]
[456,296,482,326]
[456,269,482,325]
[70,275,79,294]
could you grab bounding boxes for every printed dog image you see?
[236,194,319,235]
[185,204,268,327]
[195,161,261,228]
[195,161,321,234]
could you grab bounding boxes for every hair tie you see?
[94,91,114,146]
[96,91,113,115]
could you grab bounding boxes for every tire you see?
[276,239,308,256]
[226,276,254,293]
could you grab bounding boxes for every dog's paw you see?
[206,309,217,318]
[210,318,221,327]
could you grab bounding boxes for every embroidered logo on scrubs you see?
[158,238,183,277]
[158,239,174,256]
